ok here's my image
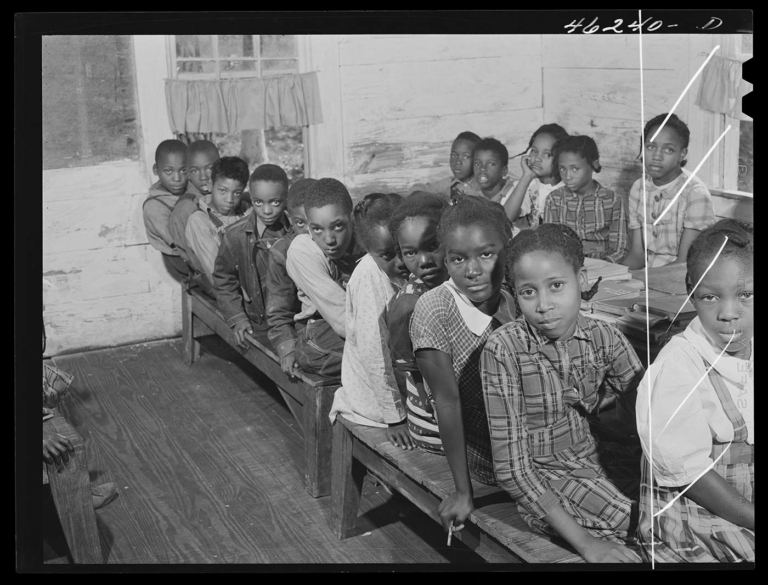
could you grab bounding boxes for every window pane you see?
[220,60,258,75]
[42,35,140,170]
[176,60,217,76]
[218,35,257,58]
[176,34,213,59]
[213,128,304,182]
[741,34,753,55]
[738,120,753,193]
[261,35,297,59]
[266,126,305,182]
[262,59,299,75]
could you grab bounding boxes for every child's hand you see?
[386,421,415,450]
[280,353,301,380]
[232,321,253,350]
[438,490,474,534]
[581,539,642,563]
[43,430,75,469]
[521,155,538,178]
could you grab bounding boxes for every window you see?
[42,35,140,170]
[735,34,752,194]
[168,34,305,181]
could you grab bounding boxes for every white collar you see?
[683,317,753,386]
[442,279,509,336]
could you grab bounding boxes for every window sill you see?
[709,189,753,200]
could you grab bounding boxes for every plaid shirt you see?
[410,285,515,484]
[628,169,716,265]
[481,314,644,519]
[543,181,629,263]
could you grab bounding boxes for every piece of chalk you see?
[447,522,453,546]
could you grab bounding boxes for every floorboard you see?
[45,337,489,565]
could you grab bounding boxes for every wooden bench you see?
[181,285,339,498]
[43,409,104,564]
[331,416,584,564]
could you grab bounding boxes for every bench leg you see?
[331,419,365,539]
[302,386,335,498]
[46,441,103,564]
[181,288,200,365]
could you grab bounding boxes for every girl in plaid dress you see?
[482,223,645,563]
[410,196,516,537]
[636,220,754,563]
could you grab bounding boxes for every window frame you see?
[166,34,299,80]
[716,33,752,198]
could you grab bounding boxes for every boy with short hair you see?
[185,156,252,282]
[468,137,515,204]
[264,178,317,377]
[169,140,220,271]
[285,178,366,382]
[212,164,291,349]
[143,139,189,279]
[411,131,484,200]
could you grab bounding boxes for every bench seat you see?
[331,416,583,563]
[182,285,339,497]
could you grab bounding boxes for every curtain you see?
[695,55,752,118]
[165,72,323,134]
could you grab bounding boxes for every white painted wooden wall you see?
[45,34,751,356]
[43,36,179,357]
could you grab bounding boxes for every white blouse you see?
[636,317,754,487]
[329,254,405,428]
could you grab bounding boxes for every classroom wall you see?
[333,35,545,199]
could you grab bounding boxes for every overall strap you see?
[701,357,752,466]
[206,208,227,234]
[143,195,175,212]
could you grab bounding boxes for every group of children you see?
[142,113,753,564]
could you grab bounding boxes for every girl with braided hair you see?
[636,219,754,563]
[481,222,645,563]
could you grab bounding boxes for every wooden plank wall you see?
[541,33,752,222]
[43,161,181,357]
[336,35,545,199]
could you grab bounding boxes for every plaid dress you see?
[387,276,443,454]
[410,284,515,484]
[637,361,755,563]
[481,314,645,544]
[628,169,716,268]
[543,181,629,264]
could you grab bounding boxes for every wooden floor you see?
[43,336,493,565]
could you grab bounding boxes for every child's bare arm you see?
[503,160,536,222]
[416,348,474,531]
[668,227,701,265]
[543,504,642,562]
[684,469,754,531]
[620,229,646,269]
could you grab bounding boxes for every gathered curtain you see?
[165,71,323,134]
[695,55,752,118]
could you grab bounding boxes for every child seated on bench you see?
[387,192,451,454]
[410,196,516,534]
[170,140,220,273]
[143,139,190,280]
[212,164,290,349]
[411,131,483,200]
[544,136,629,264]
[503,123,569,229]
[482,223,644,563]
[265,178,317,378]
[329,193,413,447]
[185,156,252,284]
[622,113,716,269]
[636,220,754,563]
[286,179,367,383]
